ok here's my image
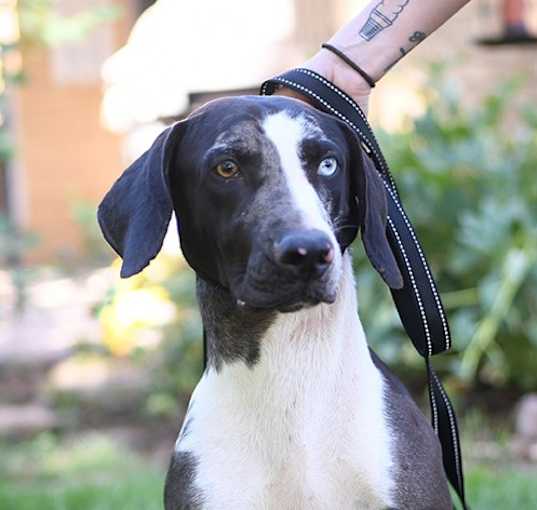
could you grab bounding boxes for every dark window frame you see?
[0,160,8,216]
[137,0,156,15]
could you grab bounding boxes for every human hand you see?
[274,48,372,115]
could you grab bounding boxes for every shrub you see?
[360,66,537,391]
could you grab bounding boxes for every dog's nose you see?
[274,229,335,272]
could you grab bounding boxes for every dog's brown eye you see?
[214,160,240,178]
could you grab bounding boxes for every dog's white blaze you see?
[176,255,396,509]
[262,112,332,235]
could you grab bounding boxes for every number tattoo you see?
[383,31,427,72]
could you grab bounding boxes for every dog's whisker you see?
[334,224,360,232]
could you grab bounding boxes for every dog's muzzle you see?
[237,228,338,312]
[273,229,335,277]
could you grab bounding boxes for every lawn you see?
[0,433,163,510]
[1,432,536,510]
[462,465,537,510]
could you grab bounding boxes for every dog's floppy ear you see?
[97,122,184,278]
[356,151,404,290]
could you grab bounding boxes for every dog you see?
[98,95,451,509]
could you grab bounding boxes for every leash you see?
[260,68,468,510]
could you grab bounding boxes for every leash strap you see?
[261,69,468,509]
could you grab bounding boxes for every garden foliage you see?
[361,66,537,390]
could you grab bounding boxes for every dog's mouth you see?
[231,252,340,313]
[274,290,336,313]
[237,284,337,313]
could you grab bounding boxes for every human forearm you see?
[279,0,471,113]
[326,0,471,81]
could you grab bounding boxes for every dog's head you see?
[98,96,402,312]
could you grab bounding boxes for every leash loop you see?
[261,69,468,510]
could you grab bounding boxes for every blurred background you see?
[0,1,536,508]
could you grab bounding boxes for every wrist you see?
[326,37,395,84]
[272,47,374,115]
[320,44,376,89]
[303,49,373,113]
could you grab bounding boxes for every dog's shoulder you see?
[370,349,452,510]
[164,450,204,510]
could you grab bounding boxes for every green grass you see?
[1,433,536,509]
[463,465,537,509]
[0,433,163,510]
[0,477,162,510]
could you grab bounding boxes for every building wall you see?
[13,0,135,262]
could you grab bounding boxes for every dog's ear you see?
[356,150,404,290]
[97,122,184,278]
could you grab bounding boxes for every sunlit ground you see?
[1,427,536,510]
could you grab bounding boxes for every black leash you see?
[261,68,468,510]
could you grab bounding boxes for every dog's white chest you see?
[176,268,396,509]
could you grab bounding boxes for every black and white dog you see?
[98,96,451,509]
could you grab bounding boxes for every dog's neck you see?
[196,253,375,393]
[183,254,393,508]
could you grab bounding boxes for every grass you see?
[1,432,536,509]
[464,465,537,509]
[0,433,163,510]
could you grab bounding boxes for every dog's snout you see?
[274,229,334,272]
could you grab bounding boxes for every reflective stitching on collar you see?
[383,183,451,351]
[387,216,432,357]
[433,371,463,492]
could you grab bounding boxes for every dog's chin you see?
[235,284,337,313]
[276,298,326,314]
[230,255,342,313]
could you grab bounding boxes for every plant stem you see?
[460,242,536,382]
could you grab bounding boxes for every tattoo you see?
[409,31,426,43]
[359,0,411,41]
[383,31,427,72]
[384,48,407,73]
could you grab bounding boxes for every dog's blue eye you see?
[317,157,338,177]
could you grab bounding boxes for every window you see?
[0,161,7,215]
[50,0,114,85]
[137,0,157,15]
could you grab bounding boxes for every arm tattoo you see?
[409,31,426,43]
[359,0,411,41]
[384,31,427,72]
[384,47,407,73]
